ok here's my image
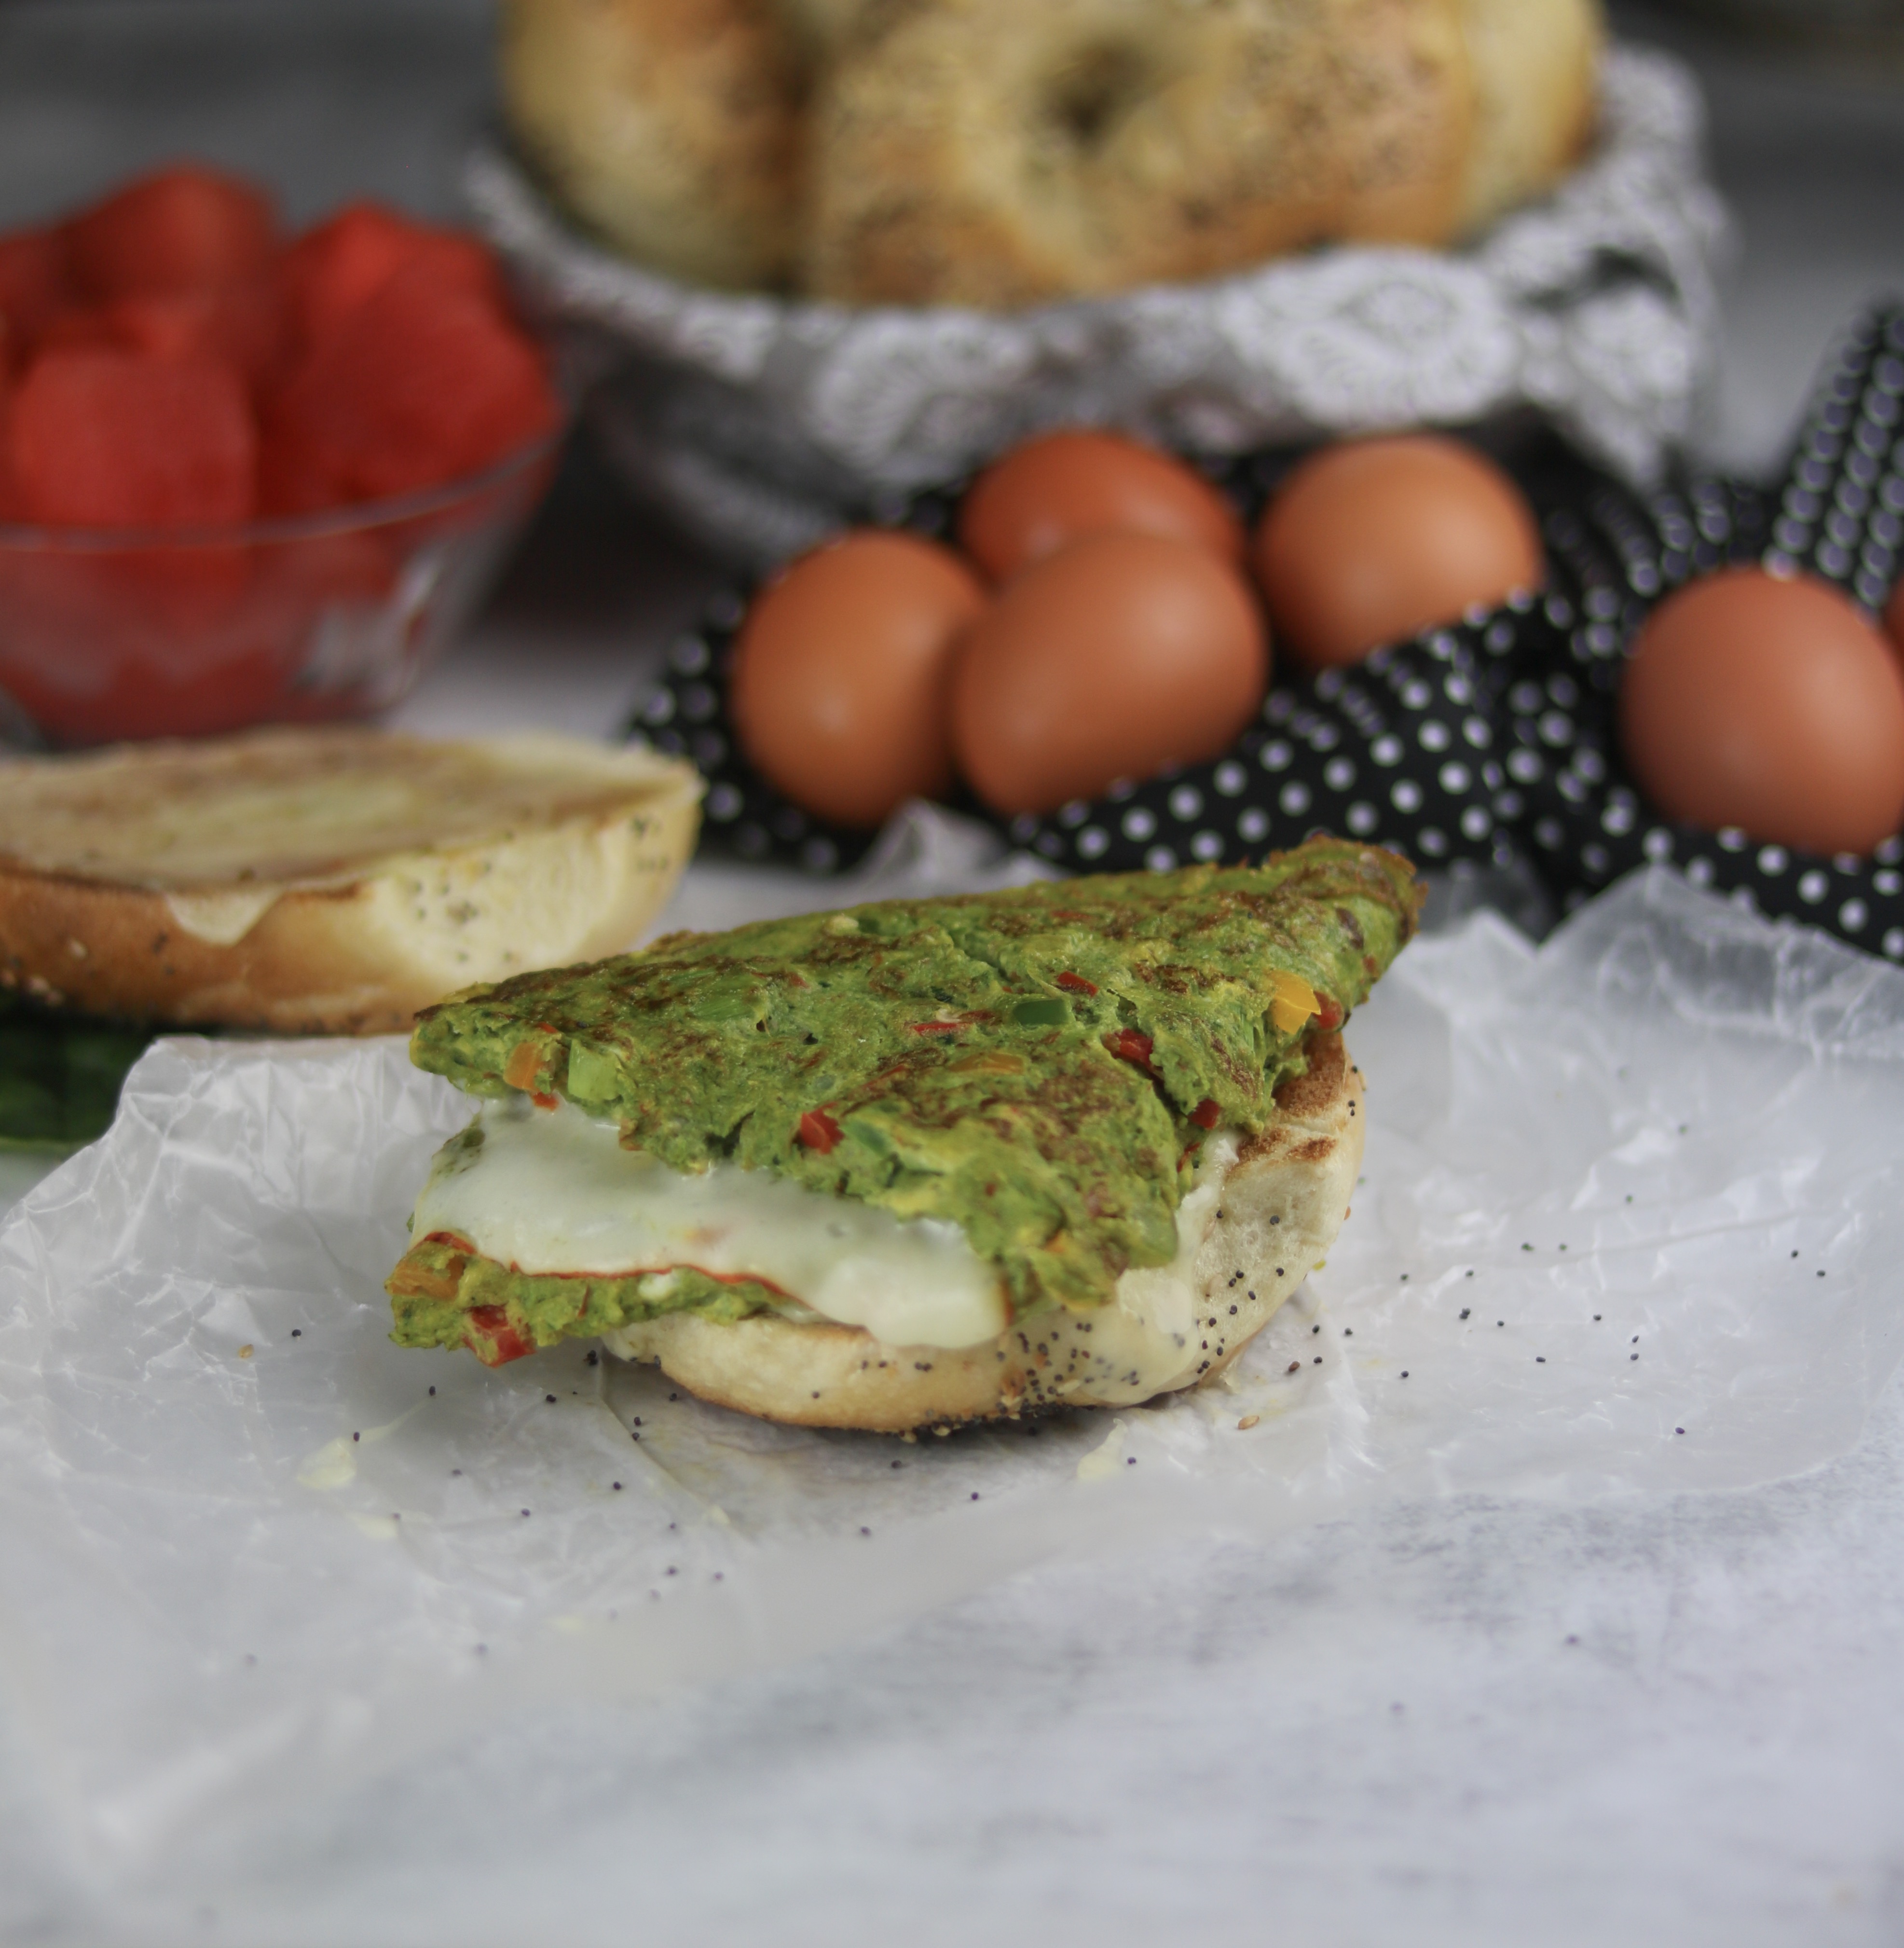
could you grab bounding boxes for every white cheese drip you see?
[411,1096,1010,1350]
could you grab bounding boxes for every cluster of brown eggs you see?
[730,425,1904,860]
[729,428,1542,828]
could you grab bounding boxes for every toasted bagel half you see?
[0,728,701,1033]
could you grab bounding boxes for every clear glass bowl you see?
[0,428,562,745]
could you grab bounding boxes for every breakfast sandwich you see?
[386,836,1419,1430]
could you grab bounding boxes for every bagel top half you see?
[385,837,1420,1431]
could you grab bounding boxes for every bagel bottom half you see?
[600,1031,1364,1433]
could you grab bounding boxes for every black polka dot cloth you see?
[638,305,1904,962]
[1498,309,1904,960]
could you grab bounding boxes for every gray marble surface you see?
[2,6,1904,1942]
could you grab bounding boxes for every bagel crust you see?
[504,0,1603,307]
[0,729,702,1033]
[803,0,1475,307]
[1456,0,1602,233]
[599,1031,1365,1431]
[500,0,808,291]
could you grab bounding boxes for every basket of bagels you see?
[476,0,1725,559]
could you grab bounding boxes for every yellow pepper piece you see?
[1268,968,1318,1035]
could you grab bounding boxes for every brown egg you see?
[958,429,1245,584]
[1620,567,1904,857]
[951,532,1268,818]
[729,529,987,829]
[1253,434,1544,669]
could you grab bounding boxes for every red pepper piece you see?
[1190,1097,1221,1129]
[797,1108,844,1153]
[907,1019,962,1035]
[1315,994,1345,1032]
[529,1091,559,1112]
[1105,1028,1162,1081]
[1055,971,1097,996]
[503,1039,547,1092]
[465,1304,536,1367]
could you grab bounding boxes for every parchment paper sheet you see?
[1,860,1900,1878]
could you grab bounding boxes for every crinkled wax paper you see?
[2,849,1902,1876]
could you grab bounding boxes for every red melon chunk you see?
[66,165,277,300]
[278,202,501,353]
[261,259,559,512]
[32,309,123,357]
[12,349,257,528]
[0,368,20,522]
[0,227,74,367]
[104,282,287,393]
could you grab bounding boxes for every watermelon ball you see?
[0,228,73,368]
[102,284,287,394]
[261,257,560,513]
[65,165,277,300]
[11,349,257,527]
[276,202,501,353]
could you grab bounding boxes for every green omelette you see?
[387,836,1418,1427]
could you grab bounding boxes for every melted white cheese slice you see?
[411,1096,1011,1350]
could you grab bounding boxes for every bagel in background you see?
[498,0,806,291]
[1457,0,1604,233]
[499,0,1604,309]
[0,728,702,1034]
[805,0,1472,307]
